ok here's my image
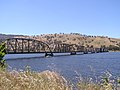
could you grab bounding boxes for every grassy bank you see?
[0,69,70,90]
[0,69,120,90]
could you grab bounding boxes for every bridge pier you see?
[70,52,76,55]
[91,49,95,53]
[45,52,54,57]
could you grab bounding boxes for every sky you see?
[0,0,120,38]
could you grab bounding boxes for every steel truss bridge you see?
[0,38,108,57]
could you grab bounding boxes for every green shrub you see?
[0,43,7,69]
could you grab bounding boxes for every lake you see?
[5,52,120,82]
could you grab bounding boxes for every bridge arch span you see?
[5,38,52,54]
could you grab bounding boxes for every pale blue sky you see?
[0,0,120,38]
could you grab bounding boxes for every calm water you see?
[5,52,120,82]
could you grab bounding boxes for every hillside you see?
[29,33,120,49]
[0,33,120,50]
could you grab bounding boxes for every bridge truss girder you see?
[6,38,52,54]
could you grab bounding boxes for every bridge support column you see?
[70,52,76,55]
[45,52,54,57]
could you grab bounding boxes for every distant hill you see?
[0,33,26,39]
[29,33,120,49]
[0,33,120,51]
[0,33,14,39]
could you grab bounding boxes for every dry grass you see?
[77,82,105,90]
[0,70,70,90]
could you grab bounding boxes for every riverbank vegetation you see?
[108,45,120,51]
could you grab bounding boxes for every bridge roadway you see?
[1,38,109,57]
